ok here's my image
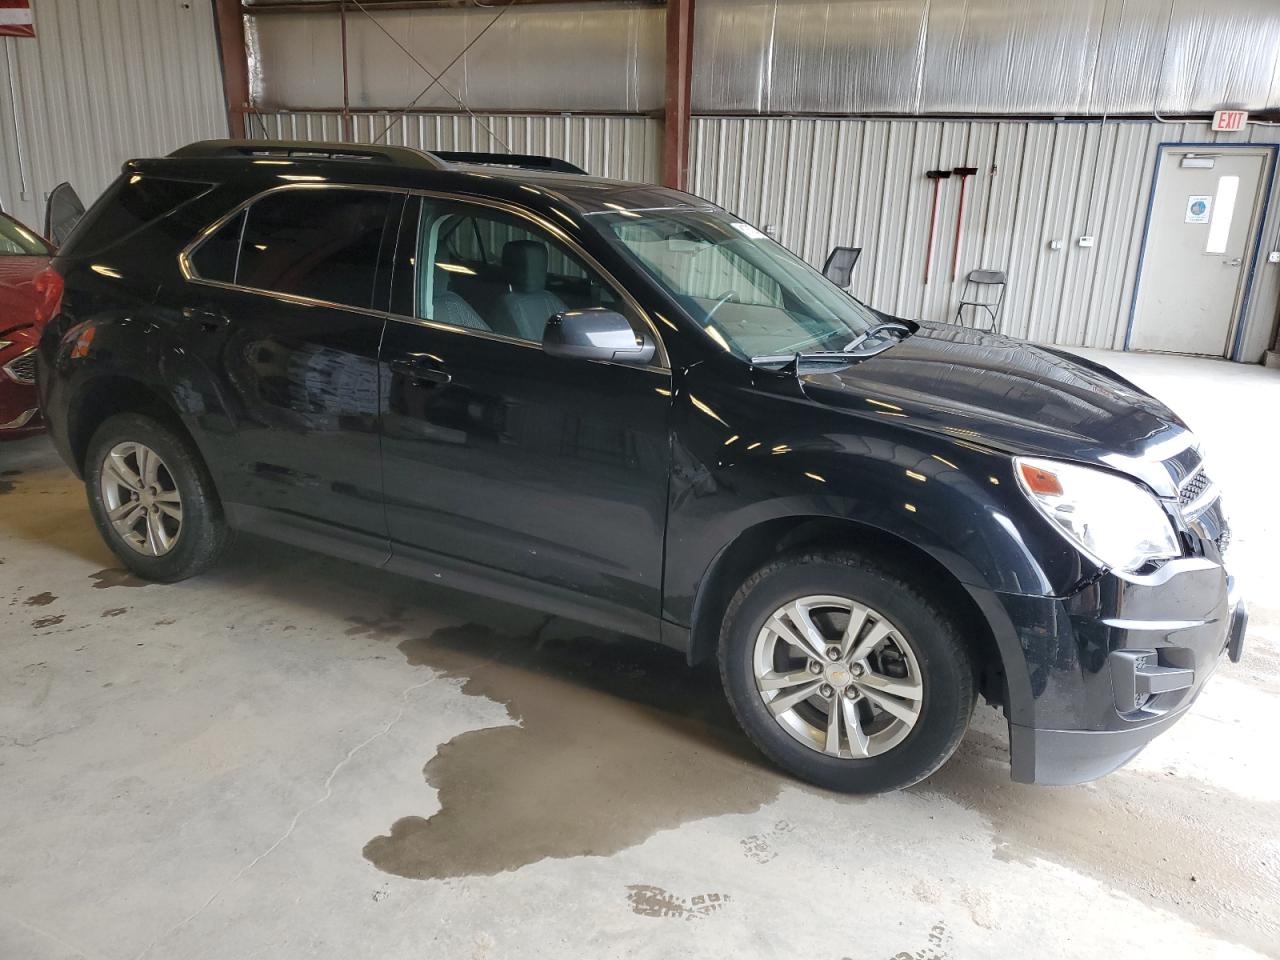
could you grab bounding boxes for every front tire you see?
[719,551,975,793]
[85,412,230,582]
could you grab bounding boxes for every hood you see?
[797,322,1196,496]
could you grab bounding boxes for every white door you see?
[1129,148,1269,357]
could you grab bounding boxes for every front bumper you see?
[0,385,42,438]
[984,559,1244,786]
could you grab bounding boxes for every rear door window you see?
[234,188,396,310]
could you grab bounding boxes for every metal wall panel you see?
[0,0,226,228]
[688,116,1280,361]
[244,111,663,184]
[693,0,1280,116]
[247,3,664,113]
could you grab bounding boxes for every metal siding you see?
[244,111,663,184]
[241,0,1280,118]
[0,0,226,228]
[692,0,1280,116]
[247,3,664,113]
[688,116,1279,362]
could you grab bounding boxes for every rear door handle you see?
[390,354,451,384]
[182,305,229,332]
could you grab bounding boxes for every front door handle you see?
[390,354,451,385]
[1224,257,1243,267]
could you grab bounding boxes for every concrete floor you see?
[1,349,1278,960]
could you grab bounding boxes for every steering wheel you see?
[704,289,738,323]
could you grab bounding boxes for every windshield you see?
[0,214,52,256]
[592,207,885,361]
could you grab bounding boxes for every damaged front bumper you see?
[986,557,1244,786]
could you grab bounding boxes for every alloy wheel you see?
[99,441,183,557]
[752,595,924,760]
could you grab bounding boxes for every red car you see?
[0,211,62,439]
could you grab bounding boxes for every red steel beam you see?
[662,0,693,190]
[213,0,251,138]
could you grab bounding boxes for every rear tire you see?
[84,412,230,582]
[719,551,975,793]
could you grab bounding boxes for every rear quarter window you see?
[187,209,244,284]
[62,175,212,257]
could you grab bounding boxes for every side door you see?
[379,194,672,635]
[1129,147,1270,357]
[178,184,402,562]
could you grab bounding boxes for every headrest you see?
[502,240,548,293]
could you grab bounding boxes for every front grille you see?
[2,349,37,386]
[1178,468,1211,508]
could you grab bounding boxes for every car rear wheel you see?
[85,413,230,582]
[719,551,975,793]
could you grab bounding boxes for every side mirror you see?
[542,308,656,365]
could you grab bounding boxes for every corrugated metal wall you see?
[0,0,227,228]
[688,117,1280,361]
[246,1,664,112]
[242,0,1280,116]
[693,0,1280,115]
[245,111,663,185]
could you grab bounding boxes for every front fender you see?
[662,369,1098,629]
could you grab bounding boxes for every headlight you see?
[1014,456,1180,573]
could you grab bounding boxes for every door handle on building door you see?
[1224,257,1243,267]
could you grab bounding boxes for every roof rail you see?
[433,151,587,175]
[167,139,448,171]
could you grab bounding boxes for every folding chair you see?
[822,246,861,289]
[955,269,1007,331]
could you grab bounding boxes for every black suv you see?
[38,140,1246,793]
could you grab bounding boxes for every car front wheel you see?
[719,551,976,793]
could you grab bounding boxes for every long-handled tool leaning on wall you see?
[923,169,951,284]
[950,166,979,282]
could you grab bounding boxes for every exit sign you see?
[1212,110,1249,132]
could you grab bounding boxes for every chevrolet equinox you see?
[37,140,1247,793]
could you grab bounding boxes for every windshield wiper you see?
[749,350,852,366]
[842,321,913,353]
[751,323,913,367]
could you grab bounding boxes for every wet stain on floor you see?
[921,728,1280,956]
[89,568,151,590]
[23,592,56,606]
[362,620,782,880]
[101,608,128,618]
[31,614,64,629]
[345,611,407,640]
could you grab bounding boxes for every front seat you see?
[431,266,488,331]
[492,240,567,341]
